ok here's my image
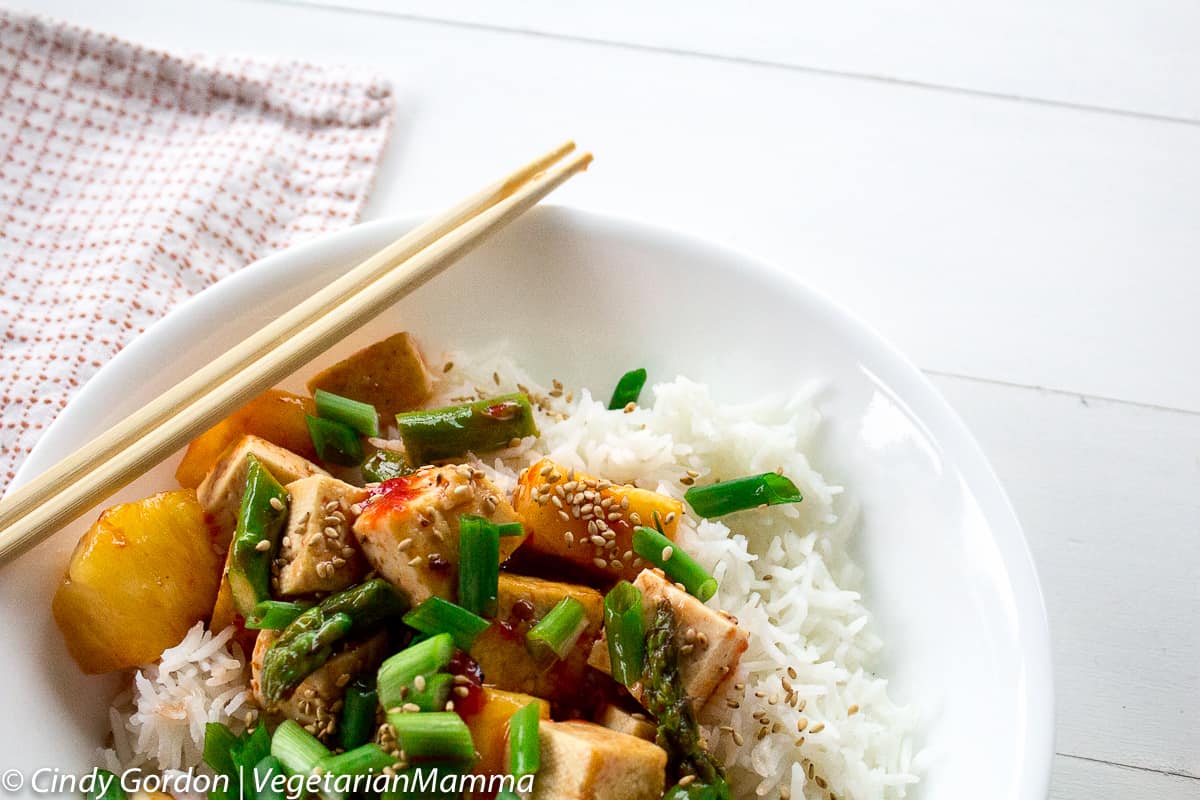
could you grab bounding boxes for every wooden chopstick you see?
[0,144,592,566]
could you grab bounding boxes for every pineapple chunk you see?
[468,573,603,701]
[462,688,550,775]
[307,332,433,420]
[176,389,317,489]
[52,490,222,674]
[512,458,682,582]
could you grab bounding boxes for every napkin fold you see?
[0,10,395,491]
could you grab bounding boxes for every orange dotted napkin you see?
[0,10,395,491]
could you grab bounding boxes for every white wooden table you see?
[23,1,1200,797]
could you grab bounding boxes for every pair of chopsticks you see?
[0,141,592,567]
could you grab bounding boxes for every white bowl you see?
[2,206,1052,798]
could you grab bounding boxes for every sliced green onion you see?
[233,724,272,771]
[251,756,289,800]
[319,743,397,776]
[608,367,647,410]
[458,514,500,617]
[665,779,733,800]
[603,581,645,687]
[386,711,476,764]
[525,597,587,661]
[497,521,524,537]
[202,721,240,798]
[270,718,330,776]
[632,526,718,602]
[339,680,378,751]
[306,414,365,466]
[395,393,538,464]
[362,449,412,483]
[85,770,128,800]
[403,596,490,650]
[507,700,541,778]
[376,632,456,711]
[245,600,311,630]
[315,389,380,437]
[406,671,454,712]
[684,472,803,518]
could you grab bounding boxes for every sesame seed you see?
[444,701,455,711]
[564,532,575,547]
[255,539,271,552]
[558,510,571,521]
[794,736,805,747]
[678,776,695,787]
[725,699,740,709]
[443,362,454,373]
[592,558,608,569]
[408,556,425,567]
[413,675,427,691]
[493,371,500,385]
[453,674,471,684]
[398,537,413,550]
[796,718,808,732]
[661,545,674,561]
[732,731,745,746]
[623,402,636,413]
[350,503,363,515]
[847,704,859,716]
[680,476,695,486]
[686,469,700,478]
[402,703,420,713]
[665,511,677,525]
[268,497,285,511]
[454,686,470,697]
[809,722,825,734]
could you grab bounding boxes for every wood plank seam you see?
[925,370,1200,418]
[257,0,1200,128]
[1057,752,1200,782]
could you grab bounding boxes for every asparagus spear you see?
[394,393,538,464]
[228,455,289,618]
[642,601,725,785]
[361,449,413,483]
[260,579,407,702]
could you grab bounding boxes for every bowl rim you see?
[11,203,1055,797]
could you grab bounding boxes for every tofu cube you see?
[277,475,369,596]
[595,704,656,742]
[525,720,666,800]
[306,331,433,419]
[588,569,748,708]
[196,435,326,542]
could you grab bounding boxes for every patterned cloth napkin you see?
[0,10,395,491]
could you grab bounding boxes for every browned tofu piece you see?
[525,720,666,800]
[196,435,327,543]
[512,458,682,582]
[469,573,603,701]
[277,476,369,596]
[250,629,387,742]
[595,704,656,742]
[351,464,522,605]
[589,569,748,709]
[306,332,433,420]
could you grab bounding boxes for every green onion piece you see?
[376,632,456,711]
[608,367,648,410]
[245,600,311,630]
[603,581,645,687]
[233,724,272,772]
[202,721,241,798]
[403,596,491,650]
[251,756,289,800]
[314,389,380,437]
[395,393,538,464]
[406,672,454,712]
[497,521,524,537]
[664,779,733,800]
[270,718,331,776]
[85,770,128,800]
[318,743,398,776]
[507,701,541,778]
[525,596,587,661]
[339,680,378,750]
[458,514,500,617]
[684,472,803,518]
[632,526,718,602]
[362,449,413,483]
[386,712,476,765]
[306,414,365,466]
[228,455,289,618]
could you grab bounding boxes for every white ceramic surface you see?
[2,206,1053,799]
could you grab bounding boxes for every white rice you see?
[100,343,920,800]
[96,624,253,777]
[430,345,921,800]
